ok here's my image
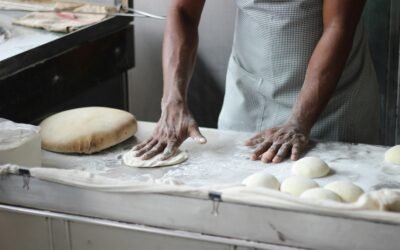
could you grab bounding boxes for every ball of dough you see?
[292,156,330,178]
[242,172,280,190]
[300,188,342,202]
[280,176,319,196]
[40,107,137,154]
[324,181,364,203]
[384,145,400,165]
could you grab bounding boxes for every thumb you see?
[189,125,207,144]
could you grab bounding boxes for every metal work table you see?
[0,5,134,123]
[0,10,132,77]
[1,122,400,250]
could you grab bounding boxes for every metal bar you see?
[47,217,55,250]
[0,8,162,18]
[124,8,165,20]
[65,220,72,250]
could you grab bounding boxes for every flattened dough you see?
[300,187,342,202]
[292,156,330,178]
[123,150,188,168]
[324,181,364,203]
[384,145,400,165]
[40,107,137,154]
[242,172,280,190]
[280,176,319,196]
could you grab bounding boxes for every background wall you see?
[363,0,400,145]
[128,0,236,128]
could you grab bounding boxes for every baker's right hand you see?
[132,101,207,160]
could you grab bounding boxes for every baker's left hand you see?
[245,123,309,163]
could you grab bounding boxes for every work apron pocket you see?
[218,55,264,132]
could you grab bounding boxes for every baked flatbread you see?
[40,107,137,154]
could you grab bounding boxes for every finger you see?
[161,141,179,160]
[250,141,272,160]
[141,142,167,160]
[272,143,291,163]
[134,139,158,157]
[189,126,207,144]
[290,143,304,160]
[245,134,263,146]
[132,137,153,151]
[261,143,281,163]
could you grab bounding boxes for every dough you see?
[324,181,364,203]
[123,150,188,168]
[40,107,137,154]
[384,145,400,165]
[300,188,342,202]
[0,119,41,166]
[280,176,319,196]
[292,156,330,178]
[242,172,280,190]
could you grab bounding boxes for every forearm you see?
[133,2,206,159]
[162,3,204,107]
[289,26,356,132]
[289,0,366,133]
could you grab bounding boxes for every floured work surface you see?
[2,121,400,250]
[42,122,400,191]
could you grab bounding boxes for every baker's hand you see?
[245,123,309,163]
[132,102,206,160]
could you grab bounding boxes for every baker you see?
[133,0,379,163]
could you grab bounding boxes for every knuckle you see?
[136,149,145,155]
[282,143,292,149]
[278,148,286,155]
[256,144,266,151]
[270,144,280,151]
[150,148,159,153]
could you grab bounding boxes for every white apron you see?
[218,0,380,144]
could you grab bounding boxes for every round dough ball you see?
[40,107,137,154]
[242,172,280,190]
[300,188,342,202]
[384,145,400,165]
[280,176,319,196]
[324,181,364,203]
[292,156,330,178]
